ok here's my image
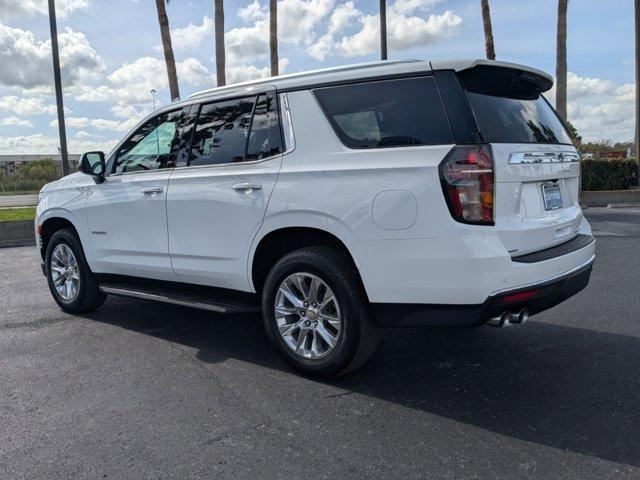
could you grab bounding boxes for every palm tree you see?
[556,0,569,121]
[215,0,226,86]
[270,0,278,76]
[480,0,496,60]
[154,0,180,101]
[379,0,387,60]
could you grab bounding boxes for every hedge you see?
[581,158,639,191]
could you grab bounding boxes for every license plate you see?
[542,183,563,210]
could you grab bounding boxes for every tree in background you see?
[270,0,278,76]
[480,0,496,60]
[155,0,180,102]
[556,0,569,121]
[215,0,226,86]
[566,121,582,147]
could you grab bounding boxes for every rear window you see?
[314,77,453,149]
[461,71,572,145]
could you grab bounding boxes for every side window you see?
[115,110,182,174]
[313,77,453,149]
[246,93,283,160]
[189,97,255,166]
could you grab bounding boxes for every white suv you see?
[36,59,595,377]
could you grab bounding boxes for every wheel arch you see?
[39,215,83,262]
[249,226,364,295]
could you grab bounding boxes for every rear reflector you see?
[439,145,494,225]
[500,289,540,303]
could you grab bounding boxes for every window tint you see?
[459,68,572,145]
[189,97,255,166]
[464,91,572,145]
[115,110,182,174]
[314,77,453,149]
[246,94,282,160]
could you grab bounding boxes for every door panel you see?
[84,108,187,280]
[167,159,281,290]
[86,171,179,280]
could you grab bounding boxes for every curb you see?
[581,190,640,208]
[0,220,36,248]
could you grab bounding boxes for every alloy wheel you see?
[50,244,81,303]
[274,272,342,359]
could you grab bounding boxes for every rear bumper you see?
[372,255,594,327]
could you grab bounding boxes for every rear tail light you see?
[439,145,494,225]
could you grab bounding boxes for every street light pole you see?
[48,0,69,177]
[635,0,640,179]
[380,0,387,60]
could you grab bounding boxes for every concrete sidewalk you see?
[0,194,38,207]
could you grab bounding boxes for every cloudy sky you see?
[0,0,635,154]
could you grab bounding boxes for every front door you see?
[167,91,283,291]
[86,108,186,281]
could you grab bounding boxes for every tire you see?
[45,228,106,313]
[262,246,379,378]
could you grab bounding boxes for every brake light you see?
[439,145,494,225]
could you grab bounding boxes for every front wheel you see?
[262,246,379,378]
[45,229,106,313]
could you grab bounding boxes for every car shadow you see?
[85,295,640,468]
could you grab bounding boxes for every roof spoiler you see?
[430,59,553,94]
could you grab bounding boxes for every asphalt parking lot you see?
[1,208,639,480]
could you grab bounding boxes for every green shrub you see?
[0,159,61,194]
[581,158,639,191]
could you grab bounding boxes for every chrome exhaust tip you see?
[486,311,511,328]
[486,308,529,327]
[514,308,529,325]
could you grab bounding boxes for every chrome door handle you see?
[142,186,164,195]
[232,183,262,192]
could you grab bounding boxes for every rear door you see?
[457,66,582,257]
[167,89,283,291]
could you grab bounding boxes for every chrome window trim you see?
[279,92,296,154]
[508,151,579,164]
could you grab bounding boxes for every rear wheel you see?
[262,246,379,378]
[45,229,106,313]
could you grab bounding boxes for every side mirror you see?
[79,151,106,183]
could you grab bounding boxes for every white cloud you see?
[552,72,637,142]
[226,58,289,84]
[154,16,214,52]
[227,0,335,63]
[178,57,213,86]
[0,95,59,116]
[0,133,118,155]
[393,0,442,15]
[0,116,33,127]
[50,116,139,132]
[0,0,89,19]
[335,7,462,57]
[76,56,211,106]
[327,1,360,34]
[0,23,104,89]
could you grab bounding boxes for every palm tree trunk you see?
[215,0,226,86]
[380,0,388,60]
[556,0,569,121]
[480,0,495,60]
[269,0,278,76]
[155,0,180,101]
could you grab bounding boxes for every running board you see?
[98,283,260,314]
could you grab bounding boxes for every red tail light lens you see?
[439,145,494,225]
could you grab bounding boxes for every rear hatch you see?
[458,65,582,257]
